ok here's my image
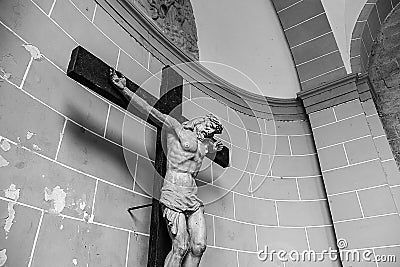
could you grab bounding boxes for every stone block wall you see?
[182,85,339,266]
[0,0,162,265]
[306,94,400,265]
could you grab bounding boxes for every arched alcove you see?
[350,0,399,73]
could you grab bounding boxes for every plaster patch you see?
[4,184,20,201]
[22,44,43,60]
[74,195,87,215]
[0,138,11,152]
[0,249,7,266]
[44,186,66,214]
[4,202,16,235]
[26,131,35,140]
[0,67,11,80]
[32,144,41,151]
[84,211,94,223]
[0,155,9,168]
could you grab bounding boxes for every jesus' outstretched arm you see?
[110,69,182,131]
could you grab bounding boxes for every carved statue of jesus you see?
[111,70,224,267]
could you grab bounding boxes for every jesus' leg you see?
[164,211,189,267]
[182,207,207,267]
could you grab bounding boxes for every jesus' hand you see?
[110,69,126,90]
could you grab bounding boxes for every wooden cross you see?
[67,46,229,267]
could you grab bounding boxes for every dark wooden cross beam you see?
[67,46,229,167]
[67,46,229,267]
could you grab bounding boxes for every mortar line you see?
[27,211,44,267]
[19,57,33,90]
[366,21,375,42]
[334,212,398,224]
[295,50,339,67]
[90,179,99,220]
[288,136,293,156]
[254,225,259,251]
[205,212,332,229]
[48,0,57,16]
[212,215,216,246]
[372,248,380,267]
[284,12,326,32]
[316,134,371,150]
[147,52,151,70]
[328,183,388,197]
[104,104,111,138]
[365,112,378,118]
[92,4,98,23]
[295,178,302,200]
[55,119,68,161]
[322,157,380,173]
[92,221,149,236]
[132,154,139,192]
[0,134,152,201]
[0,196,42,212]
[301,66,346,84]
[6,77,156,164]
[350,54,361,60]
[342,243,400,251]
[232,192,237,220]
[115,49,121,69]
[342,144,350,165]
[373,134,387,139]
[277,0,303,13]
[30,0,79,46]
[355,190,365,218]
[0,195,150,237]
[274,200,280,226]
[290,31,332,49]
[125,232,131,267]
[67,0,150,72]
[304,227,311,250]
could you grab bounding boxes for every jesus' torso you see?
[164,128,207,187]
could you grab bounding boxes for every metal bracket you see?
[127,203,152,216]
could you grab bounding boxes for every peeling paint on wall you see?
[26,131,36,140]
[4,202,16,237]
[0,249,7,266]
[0,137,11,152]
[44,186,66,214]
[32,144,41,151]
[0,67,11,80]
[4,184,20,201]
[22,44,43,60]
[0,155,9,167]
[74,195,87,215]
[4,184,20,237]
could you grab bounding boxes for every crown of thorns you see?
[205,114,223,134]
[183,114,223,134]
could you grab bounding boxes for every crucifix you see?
[67,46,229,267]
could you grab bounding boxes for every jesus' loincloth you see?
[160,178,203,235]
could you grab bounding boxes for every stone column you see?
[299,74,400,265]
